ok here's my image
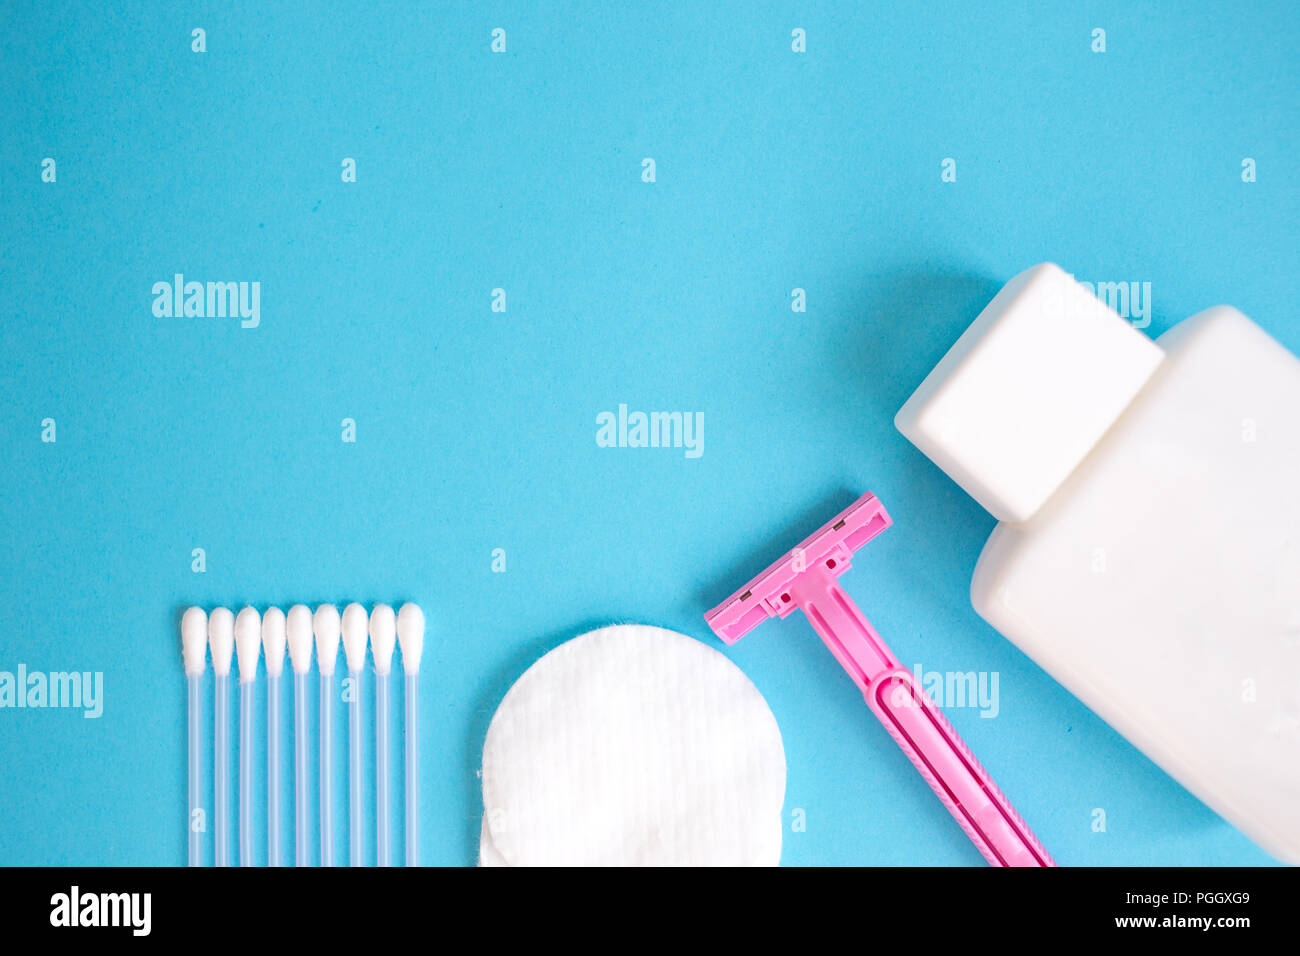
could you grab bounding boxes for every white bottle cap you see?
[895,263,1165,523]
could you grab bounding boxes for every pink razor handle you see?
[706,492,1055,867]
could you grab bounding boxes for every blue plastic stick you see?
[294,670,309,866]
[240,680,254,866]
[214,674,230,867]
[319,673,334,867]
[405,672,418,867]
[267,673,281,867]
[349,669,363,867]
[187,674,201,867]
[376,672,390,867]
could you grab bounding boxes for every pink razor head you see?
[705,492,891,645]
[704,490,1055,867]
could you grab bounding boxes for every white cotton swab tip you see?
[397,603,425,675]
[208,607,235,678]
[235,607,262,683]
[182,606,208,676]
[341,603,369,673]
[262,607,287,678]
[286,605,314,675]
[313,604,341,678]
[369,604,396,676]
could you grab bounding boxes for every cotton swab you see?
[313,604,341,867]
[207,607,235,868]
[181,607,208,867]
[341,603,368,867]
[286,604,314,866]
[397,603,425,867]
[261,607,287,867]
[234,607,261,867]
[369,604,396,867]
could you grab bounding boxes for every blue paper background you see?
[1,2,1295,865]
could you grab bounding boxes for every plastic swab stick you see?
[369,604,396,867]
[397,603,425,867]
[261,607,287,867]
[181,607,208,867]
[234,607,261,867]
[341,603,369,867]
[207,607,235,868]
[286,605,314,866]
[313,604,341,867]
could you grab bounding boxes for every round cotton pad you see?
[480,624,786,866]
[477,814,784,867]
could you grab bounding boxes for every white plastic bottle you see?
[895,263,1300,863]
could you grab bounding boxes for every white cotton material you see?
[396,603,425,675]
[261,607,287,678]
[234,607,261,682]
[477,815,784,867]
[207,607,235,678]
[480,624,786,866]
[286,605,314,675]
[369,604,396,676]
[181,607,208,676]
[477,817,509,868]
[313,604,341,678]
[341,603,369,673]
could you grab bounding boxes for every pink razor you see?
[706,492,1055,867]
